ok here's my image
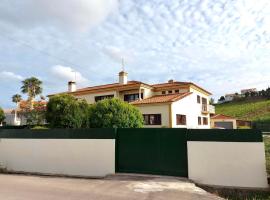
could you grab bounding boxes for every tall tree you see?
[209,98,215,105]
[0,107,5,125]
[21,77,42,109]
[12,94,22,107]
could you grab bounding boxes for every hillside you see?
[215,98,270,123]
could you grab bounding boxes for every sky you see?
[0,0,269,108]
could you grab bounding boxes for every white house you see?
[49,71,214,128]
[241,88,257,95]
[2,101,47,126]
[2,109,21,126]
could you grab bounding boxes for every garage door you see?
[214,122,233,129]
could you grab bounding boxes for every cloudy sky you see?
[0,0,269,108]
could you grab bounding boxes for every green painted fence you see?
[187,129,263,142]
[0,128,116,139]
[116,128,188,177]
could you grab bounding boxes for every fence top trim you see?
[187,129,262,142]
[0,128,116,139]
[0,128,262,142]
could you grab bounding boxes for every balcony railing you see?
[209,105,215,114]
[201,104,215,114]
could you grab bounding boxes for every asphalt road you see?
[0,174,222,200]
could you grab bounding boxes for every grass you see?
[215,99,270,131]
[264,136,270,176]
[215,99,270,122]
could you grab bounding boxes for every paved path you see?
[0,174,222,200]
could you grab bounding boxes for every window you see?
[168,90,172,94]
[162,91,166,95]
[198,117,201,125]
[143,114,161,125]
[197,95,201,103]
[175,90,179,93]
[203,117,208,125]
[202,97,207,104]
[124,93,143,102]
[176,114,186,125]
[95,95,114,102]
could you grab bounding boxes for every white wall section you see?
[187,141,268,188]
[0,139,115,177]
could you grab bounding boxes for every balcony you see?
[201,104,208,114]
[201,104,215,114]
[209,105,215,114]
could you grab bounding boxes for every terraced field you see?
[215,99,270,123]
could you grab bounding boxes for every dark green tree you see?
[219,96,225,101]
[46,94,89,128]
[209,98,215,105]
[12,94,22,106]
[21,77,42,109]
[0,107,5,124]
[88,98,144,128]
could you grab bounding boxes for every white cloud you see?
[0,71,24,81]
[0,0,119,31]
[103,46,134,65]
[1,0,270,108]
[50,65,90,86]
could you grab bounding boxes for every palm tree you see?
[12,94,22,108]
[21,77,42,109]
[11,94,22,125]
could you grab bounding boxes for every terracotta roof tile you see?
[19,100,47,110]
[48,80,211,96]
[131,92,192,105]
[151,81,190,88]
[211,114,236,120]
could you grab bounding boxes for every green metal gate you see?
[116,128,188,177]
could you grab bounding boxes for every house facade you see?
[1,101,47,126]
[50,71,214,128]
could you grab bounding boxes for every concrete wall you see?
[188,141,268,188]
[0,139,115,177]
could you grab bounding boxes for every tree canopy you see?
[21,77,42,100]
[0,107,5,124]
[12,94,22,105]
[46,94,89,128]
[88,98,144,128]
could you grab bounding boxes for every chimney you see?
[119,71,128,84]
[168,79,174,83]
[68,81,76,92]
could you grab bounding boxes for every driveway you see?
[0,173,222,200]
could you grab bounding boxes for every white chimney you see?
[119,71,128,84]
[68,81,76,92]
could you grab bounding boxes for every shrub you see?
[0,107,5,124]
[46,94,89,128]
[88,98,144,128]
[22,101,47,126]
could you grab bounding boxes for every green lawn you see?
[264,136,270,176]
[215,99,270,122]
